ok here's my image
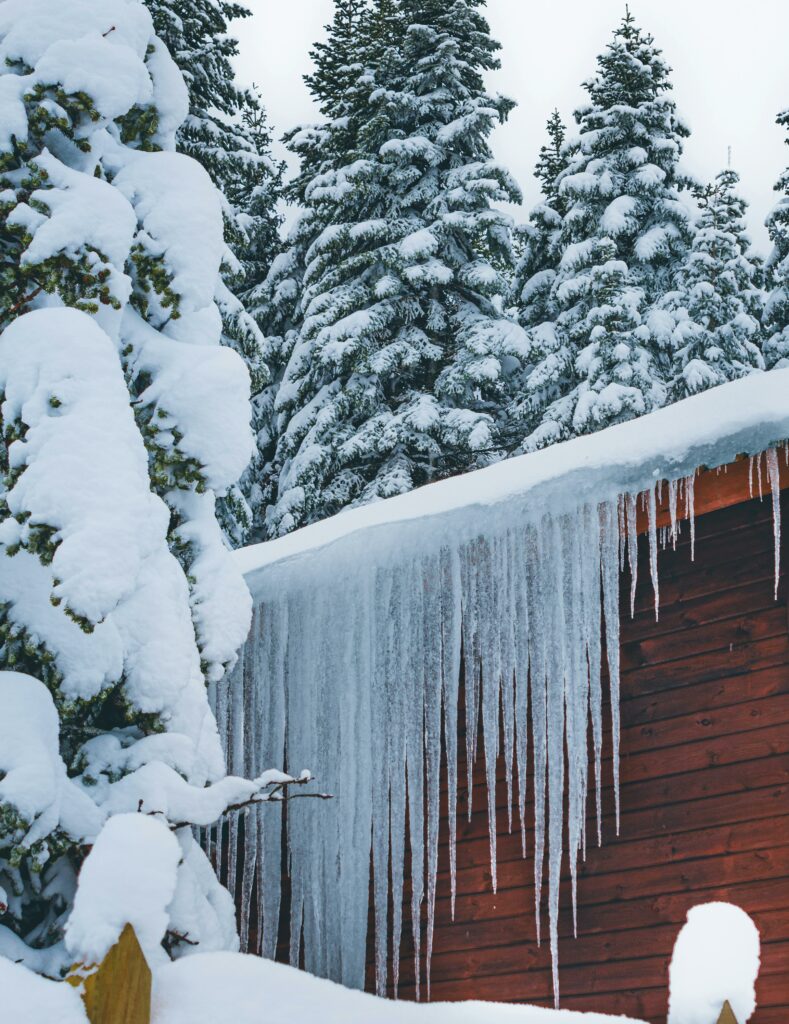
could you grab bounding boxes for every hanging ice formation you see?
[211,447,785,1007]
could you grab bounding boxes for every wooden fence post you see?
[66,923,151,1024]
[716,1001,739,1024]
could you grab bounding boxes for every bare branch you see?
[139,773,332,832]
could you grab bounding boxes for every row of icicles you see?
[205,446,785,1006]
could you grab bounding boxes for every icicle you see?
[545,515,566,1007]
[497,534,516,835]
[440,548,462,919]
[405,559,425,1001]
[512,529,530,859]
[668,478,678,549]
[388,565,407,998]
[561,513,585,939]
[476,538,500,893]
[600,501,622,836]
[685,473,696,560]
[260,601,286,960]
[461,544,480,821]
[238,634,256,953]
[525,520,547,946]
[647,485,660,621]
[586,505,604,848]
[766,448,783,599]
[626,493,638,617]
[372,570,392,997]
[424,555,443,1000]
[748,455,755,497]
[757,451,764,500]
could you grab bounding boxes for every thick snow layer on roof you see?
[238,368,789,593]
[151,953,647,1024]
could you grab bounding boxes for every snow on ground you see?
[1,950,649,1024]
[0,957,88,1024]
[668,903,760,1024]
[152,953,648,1024]
[238,367,789,590]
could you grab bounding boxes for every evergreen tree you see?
[507,111,569,445]
[665,169,764,398]
[145,0,284,543]
[514,10,693,450]
[239,0,375,540]
[764,107,789,368]
[0,0,256,963]
[513,111,568,326]
[265,0,527,537]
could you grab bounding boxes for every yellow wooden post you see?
[66,923,151,1024]
[716,1001,739,1024]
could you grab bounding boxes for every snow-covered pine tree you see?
[666,169,764,398]
[265,0,528,536]
[514,9,693,450]
[512,110,568,331]
[145,0,284,544]
[0,0,281,969]
[505,111,570,450]
[764,108,789,368]
[238,0,375,540]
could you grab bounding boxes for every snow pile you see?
[227,371,788,1005]
[65,814,180,966]
[152,953,647,1024]
[0,945,647,1024]
[668,903,760,1024]
[0,957,88,1024]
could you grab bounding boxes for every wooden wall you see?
[383,489,789,1022]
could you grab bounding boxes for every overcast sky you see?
[233,0,789,252]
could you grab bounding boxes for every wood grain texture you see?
[368,487,789,1023]
[67,924,151,1024]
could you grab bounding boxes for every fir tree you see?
[145,0,284,543]
[512,110,569,325]
[764,107,789,368]
[0,0,256,963]
[666,169,764,398]
[264,0,527,537]
[514,10,693,449]
[507,111,569,444]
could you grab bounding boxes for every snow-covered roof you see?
[237,368,789,594]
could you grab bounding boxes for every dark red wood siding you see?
[385,489,789,1022]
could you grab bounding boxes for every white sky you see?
[233,0,789,252]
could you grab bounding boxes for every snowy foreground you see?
[2,950,648,1024]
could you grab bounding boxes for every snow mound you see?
[0,957,88,1024]
[152,953,648,1024]
[65,813,181,966]
[668,903,760,1024]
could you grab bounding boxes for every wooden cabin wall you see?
[371,490,789,1023]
